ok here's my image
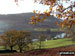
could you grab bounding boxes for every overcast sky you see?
[0,0,48,14]
[0,0,74,14]
[0,0,34,14]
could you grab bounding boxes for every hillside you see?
[0,46,75,56]
[0,38,74,51]
[33,38,75,49]
[0,38,75,56]
[22,46,75,56]
[0,12,61,33]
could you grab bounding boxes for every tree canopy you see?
[14,0,75,29]
[30,0,75,29]
[1,30,31,52]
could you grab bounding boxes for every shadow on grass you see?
[0,49,17,53]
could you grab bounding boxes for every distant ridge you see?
[0,12,62,33]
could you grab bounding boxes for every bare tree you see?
[38,34,46,49]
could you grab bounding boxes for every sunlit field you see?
[0,38,75,50]
[33,38,75,49]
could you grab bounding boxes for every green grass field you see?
[0,38,74,55]
[0,38,75,50]
[0,46,5,50]
[33,38,75,49]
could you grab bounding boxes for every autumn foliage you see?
[14,0,75,29]
[32,0,75,29]
[14,0,18,6]
[1,30,31,52]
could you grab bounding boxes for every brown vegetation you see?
[0,46,75,56]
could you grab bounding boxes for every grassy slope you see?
[0,46,5,50]
[0,38,75,50]
[33,38,75,49]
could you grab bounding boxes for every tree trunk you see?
[39,41,41,49]
[19,47,22,53]
[10,46,13,51]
